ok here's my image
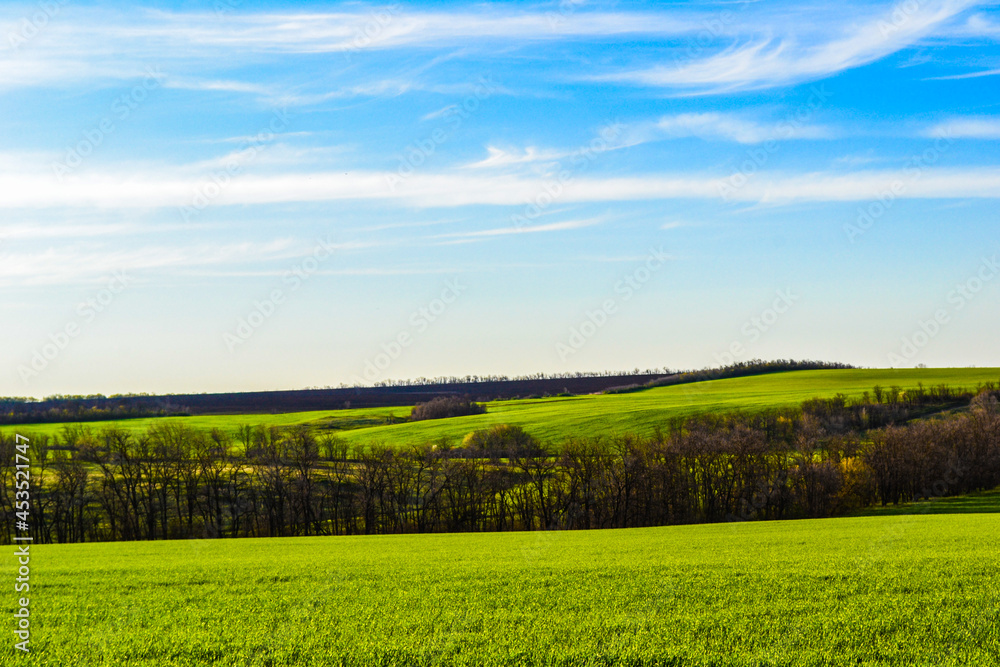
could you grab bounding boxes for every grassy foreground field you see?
[6,367,1000,447]
[9,509,1000,666]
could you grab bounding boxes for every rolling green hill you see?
[6,367,999,448]
[13,506,1000,666]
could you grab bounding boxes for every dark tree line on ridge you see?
[0,397,190,426]
[0,360,853,424]
[0,370,670,425]
[0,382,996,545]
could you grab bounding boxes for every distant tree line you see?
[1,382,996,545]
[0,396,189,425]
[0,370,676,422]
[0,361,853,423]
[357,368,672,388]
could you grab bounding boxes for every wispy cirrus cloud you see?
[926,67,1000,79]
[436,217,601,239]
[0,236,392,287]
[463,146,570,169]
[0,239,299,286]
[0,7,699,91]
[598,0,980,93]
[3,1,983,96]
[943,11,1000,38]
[463,112,832,175]
[97,9,700,52]
[0,221,202,240]
[639,112,831,144]
[3,161,1000,210]
[925,116,1000,138]
[162,78,274,95]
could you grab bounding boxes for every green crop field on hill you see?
[326,367,1000,448]
[5,368,998,446]
[5,368,1000,448]
[9,501,1000,666]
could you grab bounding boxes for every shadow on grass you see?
[853,487,1000,517]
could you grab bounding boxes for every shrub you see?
[970,391,999,415]
[410,396,486,421]
[462,424,538,455]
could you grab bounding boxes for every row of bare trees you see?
[1,390,997,544]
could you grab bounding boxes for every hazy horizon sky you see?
[2,0,999,397]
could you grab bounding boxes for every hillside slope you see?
[5,367,998,446]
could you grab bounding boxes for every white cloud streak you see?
[437,218,601,239]
[926,67,1000,79]
[3,164,1000,210]
[463,146,570,169]
[0,239,299,287]
[644,112,831,143]
[1,1,984,94]
[100,10,700,52]
[0,8,699,90]
[926,117,1000,138]
[599,0,980,92]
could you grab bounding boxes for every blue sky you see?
[2,0,999,396]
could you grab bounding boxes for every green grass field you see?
[6,367,1000,448]
[7,369,1000,665]
[10,505,1000,666]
